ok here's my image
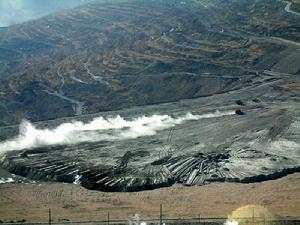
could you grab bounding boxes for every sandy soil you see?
[0,173,299,223]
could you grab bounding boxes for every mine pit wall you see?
[196,167,300,184]
[0,156,76,184]
[1,154,300,192]
[80,175,175,192]
[237,167,300,183]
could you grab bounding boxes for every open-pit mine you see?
[0,0,299,193]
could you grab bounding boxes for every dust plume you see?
[0,110,235,153]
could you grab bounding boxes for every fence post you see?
[49,208,51,225]
[160,204,163,225]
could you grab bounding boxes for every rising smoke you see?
[0,110,235,153]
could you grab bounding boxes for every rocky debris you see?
[235,109,245,115]
[1,144,299,192]
[235,100,245,106]
[252,98,261,103]
[113,151,133,172]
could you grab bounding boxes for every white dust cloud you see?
[0,110,235,153]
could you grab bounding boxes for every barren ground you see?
[0,173,299,223]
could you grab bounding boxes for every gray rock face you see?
[1,133,299,192]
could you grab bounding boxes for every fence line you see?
[1,217,300,225]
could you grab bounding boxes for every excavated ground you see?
[1,71,300,191]
[0,0,300,192]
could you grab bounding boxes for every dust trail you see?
[0,110,235,153]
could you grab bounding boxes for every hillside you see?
[0,0,299,125]
[290,0,300,12]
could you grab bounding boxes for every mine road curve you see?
[41,86,84,115]
[40,71,85,116]
[84,61,109,85]
[56,67,85,115]
[57,67,65,95]
[282,0,300,16]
